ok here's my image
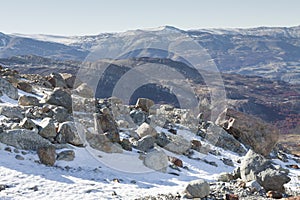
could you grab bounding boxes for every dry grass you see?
[278,134,300,157]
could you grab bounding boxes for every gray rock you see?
[136,122,157,138]
[53,106,71,123]
[0,129,51,150]
[37,145,56,166]
[56,121,83,146]
[120,138,132,151]
[155,132,170,147]
[19,117,36,130]
[246,180,263,192]
[184,179,210,199]
[240,150,291,192]
[134,135,155,152]
[86,133,123,153]
[18,95,39,106]
[44,88,72,111]
[39,117,57,139]
[0,105,23,119]
[130,109,146,125]
[57,150,75,161]
[135,98,154,113]
[206,124,247,155]
[0,77,18,99]
[47,73,67,88]
[143,148,168,172]
[16,81,32,93]
[217,172,234,182]
[221,158,234,167]
[73,83,94,98]
[15,155,25,160]
[164,134,191,154]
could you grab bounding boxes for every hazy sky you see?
[1,0,299,36]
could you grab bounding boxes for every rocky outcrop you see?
[216,108,279,156]
[240,150,290,192]
[184,179,210,199]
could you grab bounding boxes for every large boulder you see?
[38,117,57,139]
[240,150,291,192]
[216,108,279,156]
[143,148,168,172]
[19,117,36,130]
[86,133,123,153]
[16,81,32,93]
[183,179,210,199]
[56,121,83,146]
[0,77,18,100]
[134,135,155,152]
[135,98,154,113]
[37,145,56,166]
[47,73,67,88]
[18,95,40,106]
[0,129,51,150]
[0,106,23,119]
[206,124,247,155]
[44,88,72,111]
[164,134,191,154]
[136,122,157,138]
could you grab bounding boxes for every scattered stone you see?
[168,156,183,167]
[57,150,75,161]
[73,83,94,98]
[4,146,12,152]
[18,95,40,106]
[0,77,18,99]
[0,129,51,150]
[130,109,146,125]
[216,108,279,156]
[13,148,20,153]
[47,73,67,88]
[143,148,168,172]
[184,179,210,199]
[136,122,157,138]
[225,193,239,200]
[52,106,71,123]
[135,98,154,113]
[15,154,25,160]
[19,117,36,130]
[44,88,72,111]
[222,158,234,167]
[191,139,202,152]
[246,180,263,192]
[164,134,191,154]
[38,117,57,139]
[218,172,234,182]
[37,145,56,166]
[155,132,170,147]
[16,81,32,93]
[120,138,132,151]
[60,73,76,88]
[0,105,23,119]
[266,191,283,199]
[56,121,83,146]
[86,133,123,153]
[134,135,155,152]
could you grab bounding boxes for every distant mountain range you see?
[1,25,300,84]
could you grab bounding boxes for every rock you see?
[52,106,71,123]
[60,73,76,88]
[0,105,23,119]
[168,156,183,167]
[86,133,123,153]
[56,121,83,146]
[130,109,146,125]
[191,139,202,152]
[184,179,210,199]
[232,167,241,180]
[120,138,132,151]
[0,77,18,99]
[19,117,36,130]
[155,132,170,147]
[134,135,155,152]
[16,81,32,93]
[135,98,154,113]
[15,155,25,160]
[73,83,94,98]
[266,191,283,199]
[47,73,67,88]
[57,150,75,161]
[225,194,239,200]
[18,95,40,106]
[0,184,9,192]
[286,164,299,169]
[39,118,57,139]
[240,150,290,192]
[206,124,247,155]
[4,146,12,152]
[281,196,300,200]
[44,88,72,111]
[245,180,262,191]
[218,172,234,182]
[136,122,157,138]
[37,145,56,166]
[143,148,168,172]
[222,158,234,167]
[216,108,279,156]
[0,129,51,150]
[164,134,191,154]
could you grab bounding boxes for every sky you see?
[0,0,299,36]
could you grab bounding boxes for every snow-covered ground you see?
[0,88,299,200]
